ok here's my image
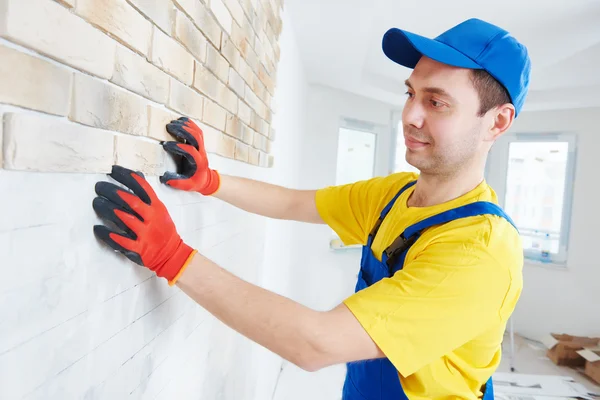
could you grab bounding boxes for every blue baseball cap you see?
[382,18,531,116]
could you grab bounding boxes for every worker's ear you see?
[485,103,515,142]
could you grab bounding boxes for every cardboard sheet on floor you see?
[492,372,594,399]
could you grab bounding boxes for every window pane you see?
[335,128,376,185]
[504,141,569,254]
[394,121,420,173]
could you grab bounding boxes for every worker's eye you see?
[430,99,445,108]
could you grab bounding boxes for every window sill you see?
[524,257,568,270]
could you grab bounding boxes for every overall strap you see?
[384,201,519,269]
[368,180,417,240]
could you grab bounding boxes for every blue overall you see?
[342,180,518,400]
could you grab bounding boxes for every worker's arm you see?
[159,116,324,224]
[176,252,385,371]
[92,165,384,372]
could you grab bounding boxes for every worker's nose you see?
[402,97,425,130]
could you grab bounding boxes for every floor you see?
[272,332,600,400]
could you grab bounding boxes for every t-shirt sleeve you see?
[315,174,412,246]
[342,238,517,377]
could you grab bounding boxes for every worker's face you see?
[401,57,490,177]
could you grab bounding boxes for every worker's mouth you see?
[404,136,429,150]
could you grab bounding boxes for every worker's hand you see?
[93,165,197,285]
[159,117,220,195]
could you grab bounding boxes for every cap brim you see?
[382,28,482,70]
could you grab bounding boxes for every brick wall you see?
[0,0,287,398]
[0,0,281,173]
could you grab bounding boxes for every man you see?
[92,17,530,399]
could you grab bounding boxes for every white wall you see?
[0,7,310,400]
[486,107,600,340]
[272,84,400,400]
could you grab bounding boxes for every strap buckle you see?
[385,233,418,269]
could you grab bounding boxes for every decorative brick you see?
[230,23,248,58]
[194,62,221,102]
[237,57,255,86]
[217,133,236,158]
[250,110,261,131]
[235,140,249,162]
[248,147,259,165]
[269,126,276,140]
[2,112,114,173]
[0,112,4,167]
[258,118,270,137]
[237,99,252,126]
[266,138,272,153]
[0,0,116,79]
[202,99,227,131]
[225,114,243,140]
[111,45,170,104]
[175,11,208,62]
[245,46,260,74]
[71,73,149,137]
[127,0,174,34]
[210,0,233,35]
[245,88,266,119]
[0,45,71,116]
[115,135,165,175]
[259,150,269,167]
[206,44,230,83]
[252,130,267,152]
[168,78,204,121]
[148,105,180,142]
[218,85,238,114]
[76,0,152,56]
[173,0,221,47]
[222,0,245,27]
[228,67,245,98]
[258,63,275,95]
[196,121,220,153]
[151,26,194,85]
[221,36,241,70]
[241,123,254,145]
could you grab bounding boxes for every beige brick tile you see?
[76,0,152,56]
[111,45,170,104]
[241,123,254,145]
[225,114,243,140]
[71,73,149,137]
[195,121,220,153]
[148,105,180,142]
[234,140,249,162]
[54,0,75,7]
[127,0,174,34]
[237,99,252,126]
[222,0,245,27]
[248,146,259,165]
[0,45,71,116]
[217,133,236,159]
[202,98,227,131]
[168,78,204,121]
[150,26,194,85]
[221,36,241,70]
[114,134,165,175]
[175,10,208,62]
[193,61,220,101]
[173,0,221,47]
[210,0,232,35]
[2,112,114,173]
[228,67,245,98]
[218,85,238,114]
[0,0,116,79]
[206,44,230,83]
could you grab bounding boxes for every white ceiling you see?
[286,0,600,112]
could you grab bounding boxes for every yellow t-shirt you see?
[315,172,523,400]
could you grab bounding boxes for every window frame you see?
[492,132,578,266]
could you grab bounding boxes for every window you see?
[497,133,577,265]
[330,118,380,250]
[334,127,376,185]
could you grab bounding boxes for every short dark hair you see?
[470,69,511,116]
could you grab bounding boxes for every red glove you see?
[93,165,197,285]
[160,117,220,195]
